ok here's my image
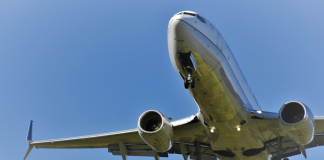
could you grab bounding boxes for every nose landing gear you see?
[184,78,195,89]
[184,66,195,89]
[177,52,196,89]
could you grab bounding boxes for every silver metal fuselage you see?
[167,12,269,160]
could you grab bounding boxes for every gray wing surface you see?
[24,114,324,160]
[29,128,139,149]
[251,112,324,159]
[315,116,324,134]
[25,115,217,160]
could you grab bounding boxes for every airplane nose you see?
[168,14,189,30]
[168,19,191,54]
[168,19,188,39]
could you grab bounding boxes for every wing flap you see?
[315,116,324,134]
[305,137,317,148]
[268,134,324,159]
[314,134,324,146]
[107,141,217,160]
[111,148,169,157]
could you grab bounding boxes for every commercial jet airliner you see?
[24,11,324,160]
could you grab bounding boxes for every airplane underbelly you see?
[169,20,245,122]
[168,20,269,160]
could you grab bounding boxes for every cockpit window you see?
[183,12,197,17]
[176,12,182,15]
[197,14,206,23]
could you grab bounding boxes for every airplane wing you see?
[24,115,217,160]
[25,112,324,160]
[251,111,324,160]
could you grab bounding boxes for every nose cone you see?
[168,11,198,54]
[168,12,196,70]
[168,19,192,54]
[168,19,188,41]
[168,11,196,32]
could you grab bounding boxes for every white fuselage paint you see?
[167,11,269,160]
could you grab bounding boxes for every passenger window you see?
[197,15,206,23]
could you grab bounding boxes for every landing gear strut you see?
[184,66,195,89]
[271,137,289,160]
[177,52,196,89]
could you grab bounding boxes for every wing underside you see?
[266,134,324,159]
[24,114,324,160]
[25,115,217,160]
[252,113,324,160]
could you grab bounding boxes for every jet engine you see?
[279,101,315,145]
[137,110,174,152]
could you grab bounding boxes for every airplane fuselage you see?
[168,11,269,160]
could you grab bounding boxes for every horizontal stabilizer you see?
[23,145,33,160]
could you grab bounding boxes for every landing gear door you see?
[190,53,197,71]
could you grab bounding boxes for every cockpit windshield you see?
[183,12,197,17]
[197,14,206,23]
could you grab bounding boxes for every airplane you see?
[24,11,324,160]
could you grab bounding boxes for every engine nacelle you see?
[137,110,174,152]
[279,101,315,145]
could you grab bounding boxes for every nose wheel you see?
[184,78,195,89]
[184,67,195,89]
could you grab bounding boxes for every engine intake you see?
[279,101,315,145]
[281,102,305,123]
[140,111,163,132]
[138,110,174,152]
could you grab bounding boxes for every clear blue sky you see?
[1,1,323,160]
